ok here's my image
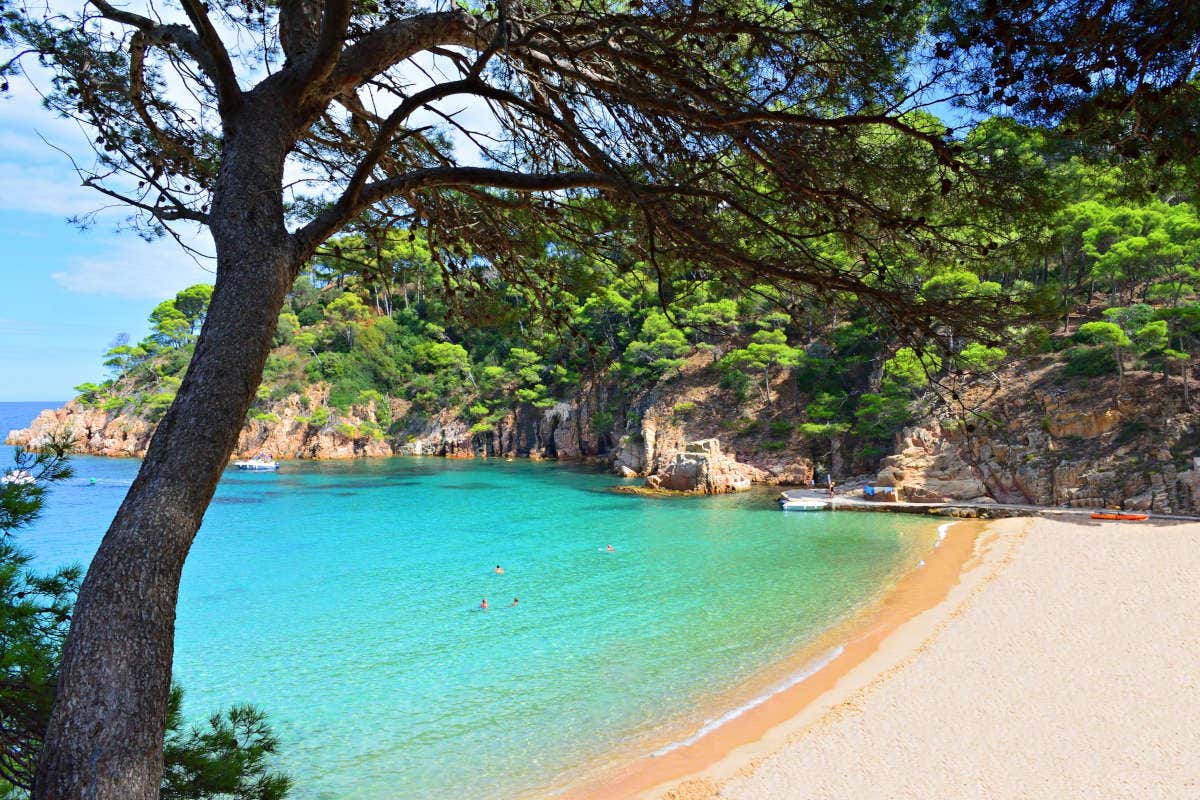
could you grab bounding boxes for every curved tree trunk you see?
[34,116,296,800]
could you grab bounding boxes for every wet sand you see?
[560,517,990,800]
[635,516,1200,800]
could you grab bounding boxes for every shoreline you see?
[553,515,997,800]
[587,514,1200,800]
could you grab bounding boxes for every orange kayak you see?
[1090,512,1148,521]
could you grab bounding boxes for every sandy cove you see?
[572,515,1200,800]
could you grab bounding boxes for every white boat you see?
[233,453,279,471]
[779,497,827,512]
[0,469,35,485]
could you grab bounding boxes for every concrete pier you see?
[777,489,1200,523]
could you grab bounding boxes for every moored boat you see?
[779,496,827,512]
[233,452,279,471]
[1090,512,1148,521]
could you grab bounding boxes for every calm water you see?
[2,402,937,800]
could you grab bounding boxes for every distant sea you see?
[0,401,61,440]
[3,400,941,800]
[0,402,59,434]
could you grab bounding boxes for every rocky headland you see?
[11,345,1200,507]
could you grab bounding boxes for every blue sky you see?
[0,78,213,401]
[0,8,495,403]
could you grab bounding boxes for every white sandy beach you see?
[652,516,1200,800]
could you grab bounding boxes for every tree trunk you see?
[1183,355,1190,411]
[34,114,296,800]
[1116,345,1124,396]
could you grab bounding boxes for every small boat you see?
[233,452,279,471]
[1090,512,1148,521]
[779,497,827,512]
[0,469,35,485]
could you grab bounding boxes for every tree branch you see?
[88,0,241,113]
[325,10,481,95]
[301,0,354,98]
[294,167,620,257]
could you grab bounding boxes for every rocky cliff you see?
[874,356,1200,513]
[6,351,808,493]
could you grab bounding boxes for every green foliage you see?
[955,343,1006,372]
[854,393,912,440]
[142,392,177,422]
[161,687,292,800]
[1063,345,1119,377]
[274,313,300,346]
[1133,320,1169,354]
[768,420,793,436]
[718,367,752,402]
[73,382,106,407]
[1077,321,1131,347]
[589,410,615,436]
[672,401,696,419]
[883,347,942,388]
[624,312,690,377]
[296,306,324,327]
[720,329,803,406]
[148,285,213,348]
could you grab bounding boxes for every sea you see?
[1,401,938,800]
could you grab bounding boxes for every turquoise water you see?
[2,402,937,800]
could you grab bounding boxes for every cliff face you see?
[5,353,809,493]
[875,357,1200,514]
[4,389,606,463]
[13,347,1198,508]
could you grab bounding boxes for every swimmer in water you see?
[606,544,615,552]
[494,565,504,575]
[480,598,488,610]
[510,597,518,607]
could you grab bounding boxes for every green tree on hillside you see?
[721,330,804,409]
[1078,321,1132,394]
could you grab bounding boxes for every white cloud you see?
[52,234,216,299]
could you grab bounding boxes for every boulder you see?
[644,438,765,494]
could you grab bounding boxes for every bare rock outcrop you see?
[643,438,766,494]
[7,402,153,457]
[874,360,1200,513]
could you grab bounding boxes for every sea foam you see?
[651,644,846,757]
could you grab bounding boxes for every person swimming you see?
[510,597,518,607]
[606,544,615,552]
[494,565,504,575]
[480,598,488,610]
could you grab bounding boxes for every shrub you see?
[1062,346,1117,378]
[296,305,324,326]
[1116,419,1151,445]
[589,409,615,435]
[718,368,751,402]
[142,392,176,422]
[672,401,696,418]
[768,420,793,436]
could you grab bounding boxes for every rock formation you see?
[643,438,766,493]
[874,360,1200,514]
